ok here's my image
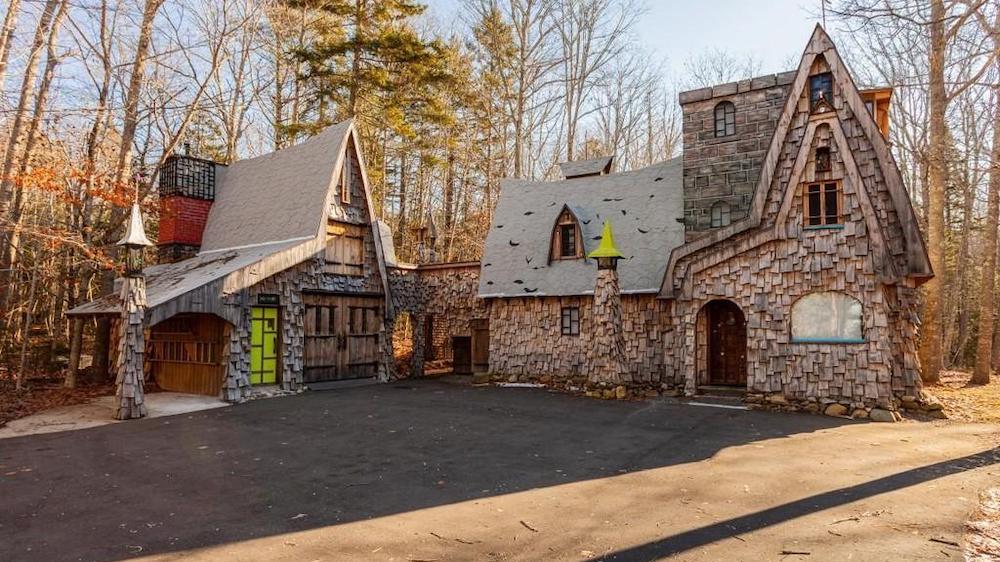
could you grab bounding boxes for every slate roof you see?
[67,240,310,316]
[558,156,614,179]
[479,157,684,298]
[68,121,359,318]
[199,121,351,252]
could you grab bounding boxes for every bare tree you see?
[682,47,763,89]
[554,0,638,161]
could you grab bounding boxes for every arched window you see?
[791,292,864,343]
[550,206,583,261]
[710,201,731,228]
[714,101,736,137]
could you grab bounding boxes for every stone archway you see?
[696,299,747,388]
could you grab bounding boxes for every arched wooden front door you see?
[704,300,747,386]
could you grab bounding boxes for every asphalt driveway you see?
[1,379,997,562]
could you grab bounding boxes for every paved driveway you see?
[1,380,997,562]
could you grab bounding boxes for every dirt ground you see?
[929,371,1000,424]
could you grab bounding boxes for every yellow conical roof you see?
[587,220,624,259]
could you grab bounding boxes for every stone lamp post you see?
[114,203,153,420]
[586,221,630,387]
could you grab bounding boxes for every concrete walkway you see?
[0,392,228,439]
[0,380,997,561]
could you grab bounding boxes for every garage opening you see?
[148,313,228,396]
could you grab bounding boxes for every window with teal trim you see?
[791,292,863,343]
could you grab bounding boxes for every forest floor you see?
[929,371,1000,424]
[0,373,113,427]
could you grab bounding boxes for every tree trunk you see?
[2,0,67,274]
[0,0,22,88]
[112,0,165,185]
[973,95,1000,383]
[65,317,83,388]
[0,0,59,206]
[919,0,947,384]
[16,265,38,390]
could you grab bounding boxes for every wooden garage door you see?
[303,293,383,382]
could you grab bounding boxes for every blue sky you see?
[424,0,824,79]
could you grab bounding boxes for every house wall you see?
[215,142,389,400]
[666,54,923,411]
[680,72,796,237]
[387,263,485,374]
[487,294,674,386]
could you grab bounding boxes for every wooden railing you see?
[149,339,223,366]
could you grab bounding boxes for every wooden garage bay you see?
[303,292,383,382]
[148,313,227,396]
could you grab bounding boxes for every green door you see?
[250,307,278,384]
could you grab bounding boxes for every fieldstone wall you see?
[680,71,796,236]
[487,293,674,388]
[386,263,485,376]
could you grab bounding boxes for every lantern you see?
[118,203,153,277]
[587,220,624,270]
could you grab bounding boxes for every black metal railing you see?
[158,155,216,200]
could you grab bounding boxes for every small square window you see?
[804,181,841,227]
[561,306,580,336]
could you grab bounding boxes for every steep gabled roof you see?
[68,119,395,321]
[200,121,352,252]
[480,157,683,298]
[658,25,932,297]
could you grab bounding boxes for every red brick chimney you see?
[156,154,219,263]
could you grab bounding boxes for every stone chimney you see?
[157,154,219,263]
[585,221,629,386]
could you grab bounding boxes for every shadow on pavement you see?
[0,379,933,561]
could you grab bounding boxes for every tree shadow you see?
[590,446,1000,561]
[0,379,976,562]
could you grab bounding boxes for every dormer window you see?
[551,207,583,261]
[714,101,735,137]
[810,73,833,112]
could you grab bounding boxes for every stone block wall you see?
[387,263,485,376]
[680,71,796,236]
[487,294,674,385]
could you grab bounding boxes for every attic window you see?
[810,73,833,111]
[714,101,736,137]
[551,208,583,261]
